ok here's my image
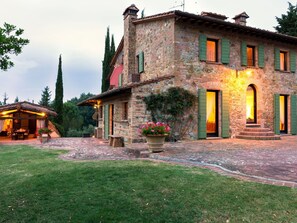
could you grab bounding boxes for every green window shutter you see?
[118,73,122,87]
[221,38,230,64]
[291,95,297,135]
[274,94,280,135]
[199,34,207,61]
[221,90,230,138]
[104,104,109,139]
[290,50,296,73]
[274,48,280,70]
[198,88,207,139]
[138,51,144,73]
[241,41,247,66]
[258,45,265,68]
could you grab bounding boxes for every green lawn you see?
[0,145,296,223]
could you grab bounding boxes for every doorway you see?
[206,90,218,137]
[280,95,288,133]
[246,85,257,123]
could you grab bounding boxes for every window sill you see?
[205,61,222,65]
[276,70,291,73]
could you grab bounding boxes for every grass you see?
[0,145,296,223]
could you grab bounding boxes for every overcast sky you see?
[0,0,290,104]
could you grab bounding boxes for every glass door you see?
[207,91,218,136]
[280,95,288,133]
[246,85,257,123]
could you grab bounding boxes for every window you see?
[280,51,288,71]
[199,34,230,64]
[206,39,218,62]
[137,51,144,73]
[122,102,128,120]
[247,46,255,66]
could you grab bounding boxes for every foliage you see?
[39,86,51,107]
[143,87,196,141]
[14,96,19,103]
[62,101,84,134]
[0,23,29,71]
[68,93,96,127]
[53,55,64,128]
[139,121,170,136]
[2,92,8,105]
[101,28,115,92]
[38,127,52,135]
[1,146,297,222]
[67,125,95,137]
[275,2,297,36]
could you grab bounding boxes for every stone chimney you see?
[123,4,139,84]
[233,12,249,26]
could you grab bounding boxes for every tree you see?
[39,86,52,107]
[53,55,64,127]
[101,28,115,92]
[0,23,29,71]
[14,96,19,103]
[63,102,83,135]
[3,92,8,105]
[275,2,297,36]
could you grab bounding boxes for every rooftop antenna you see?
[170,0,185,11]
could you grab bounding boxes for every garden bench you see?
[108,135,124,147]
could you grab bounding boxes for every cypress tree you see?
[101,28,116,92]
[101,28,111,92]
[53,55,64,126]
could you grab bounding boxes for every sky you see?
[0,0,290,104]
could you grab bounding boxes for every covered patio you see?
[0,101,57,140]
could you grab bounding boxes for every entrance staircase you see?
[237,124,281,140]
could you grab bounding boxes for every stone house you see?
[79,4,297,143]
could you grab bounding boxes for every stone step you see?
[239,131,275,136]
[246,124,261,128]
[243,127,271,132]
[237,135,281,140]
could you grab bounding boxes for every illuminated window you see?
[280,51,288,71]
[207,39,218,62]
[247,46,255,66]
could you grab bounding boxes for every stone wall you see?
[134,18,175,81]
[173,21,297,137]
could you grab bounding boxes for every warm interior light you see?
[280,96,285,131]
[246,86,254,122]
[207,91,216,133]
[1,109,17,115]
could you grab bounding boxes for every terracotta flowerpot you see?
[146,135,166,152]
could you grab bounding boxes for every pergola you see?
[0,101,57,137]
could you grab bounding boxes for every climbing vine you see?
[143,87,196,141]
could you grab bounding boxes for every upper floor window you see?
[247,46,255,67]
[206,39,218,62]
[137,51,144,73]
[199,34,230,64]
[280,51,288,71]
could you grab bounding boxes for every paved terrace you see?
[0,137,297,187]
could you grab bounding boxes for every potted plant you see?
[38,128,52,143]
[139,122,170,152]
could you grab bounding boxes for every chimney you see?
[233,12,249,26]
[123,4,139,19]
[123,5,139,84]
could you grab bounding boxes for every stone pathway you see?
[1,136,297,187]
